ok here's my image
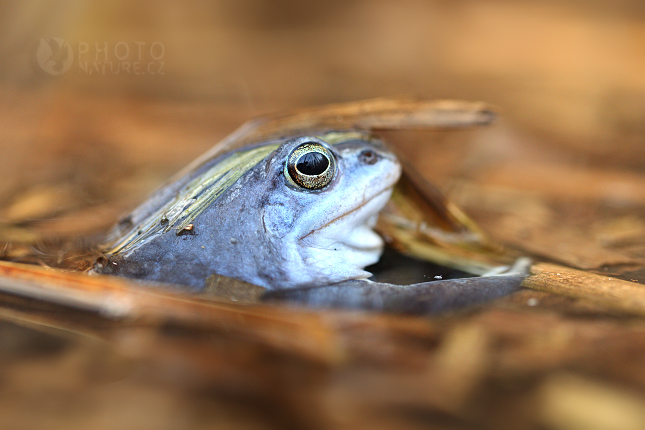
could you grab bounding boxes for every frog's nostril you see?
[359,149,379,165]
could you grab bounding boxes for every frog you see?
[97,132,402,290]
[93,98,528,314]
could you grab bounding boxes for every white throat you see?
[281,187,394,287]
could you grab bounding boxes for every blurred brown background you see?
[2,0,645,200]
[1,1,645,430]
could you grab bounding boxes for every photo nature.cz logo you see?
[36,38,165,76]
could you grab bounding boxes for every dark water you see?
[367,248,473,285]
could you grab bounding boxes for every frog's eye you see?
[285,142,336,190]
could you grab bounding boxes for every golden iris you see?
[286,142,336,190]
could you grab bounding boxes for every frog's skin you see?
[98,133,401,291]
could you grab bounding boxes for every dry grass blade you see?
[183,98,497,177]
[0,260,342,363]
[260,98,496,131]
[377,160,516,275]
[522,263,645,315]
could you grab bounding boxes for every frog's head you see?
[258,133,401,288]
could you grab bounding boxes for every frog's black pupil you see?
[296,152,329,175]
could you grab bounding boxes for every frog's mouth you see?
[299,185,394,252]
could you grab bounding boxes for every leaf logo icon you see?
[36,38,73,75]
